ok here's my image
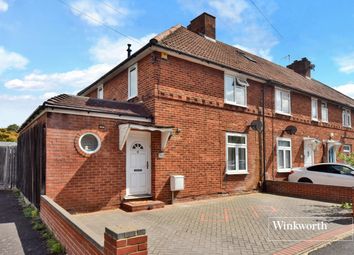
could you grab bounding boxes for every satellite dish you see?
[250,120,263,133]
[285,125,297,135]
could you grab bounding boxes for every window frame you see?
[343,144,351,154]
[97,84,104,99]
[311,97,318,121]
[128,63,138,99]
[277,137,292,172]
[342,108,352,128]
[225,132,248,175]
[321,101,328,123]
[78,132,101,155]
[224,73,248,107]
[275,87,291,116]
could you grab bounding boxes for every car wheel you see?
[298,178,312,183]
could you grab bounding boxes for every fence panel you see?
[0,142,17,189]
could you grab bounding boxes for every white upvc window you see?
[321,102,328,123]
[224,74,248,107]
[343,144,351,154]
[277,137,292,172]
[342,108,351,128]
[226,133,248,174]
[275,88,291,115]
[128,64,138,99]
[97,84,104,99]
[311,98,318,121]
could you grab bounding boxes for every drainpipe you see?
[262,82,267,192]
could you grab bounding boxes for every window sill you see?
[275,111,292,117]
[224,101,248,108]
[127,95,138,101]
[311,119,319,122]
[343,126,352,129]
[226,171,248,175]
[321,120,328,124]
[277,169,292,173]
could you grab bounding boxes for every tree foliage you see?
[0,128,18,142]
[338,153,354,167]
[7,124,19,132]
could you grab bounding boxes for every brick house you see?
[17,13,354,213]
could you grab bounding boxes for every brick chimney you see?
[287,58,315,78]
[187,12,216,39]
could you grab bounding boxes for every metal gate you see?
[0,142,17,189]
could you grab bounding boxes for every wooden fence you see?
[0,142,17,189]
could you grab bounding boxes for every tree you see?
[338,153,354,167]
[7,124,19,132]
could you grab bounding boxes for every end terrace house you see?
[17,13,354,213]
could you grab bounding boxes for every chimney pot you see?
[287,57,315,78]
[187,12,216,39]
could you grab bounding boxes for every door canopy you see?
[119,124,173,151]
[303,137,321,151]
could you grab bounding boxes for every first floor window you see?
[342,108,351,128]
[311,98,318,121]
[97,85,104,99]
[277,138,292,172]
[224,74,248,107]
[275,88,291,115]
[128,64,138,99]
[321,102,328,122]
[226,133,248,174]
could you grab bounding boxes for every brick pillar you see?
[104,226,147,255]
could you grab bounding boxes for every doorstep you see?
[121,200,165,212]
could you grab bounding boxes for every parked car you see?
[288,163,354,187]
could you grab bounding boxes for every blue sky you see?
[1,0,354,127]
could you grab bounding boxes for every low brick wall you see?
[40,195,148,255]
[265,180,354,204]
[40,196,103,255]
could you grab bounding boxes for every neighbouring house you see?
[17,13,354,213]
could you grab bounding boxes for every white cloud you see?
[0,46,28,73]
[4,63,112,90]
[0,0,8,12]
[0,94,36,101]
[178,0,279,60]
[69,0,129,26]
[89,33,156,65]
[335,83,354,99]
[4,33,155,91]
[335,53,354,74]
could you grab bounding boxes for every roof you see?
[151,25,354,107]
[19,94,152,132]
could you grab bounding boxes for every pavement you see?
[73,193,354,255]
[0,190,48,255]
[310,235,354,255]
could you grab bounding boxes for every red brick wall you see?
[266,180,353,204]
[40,196,103,255]
[45,112,127,212]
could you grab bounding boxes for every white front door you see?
[304,143,314,167]
[126,131,151,196]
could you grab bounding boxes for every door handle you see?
[147,161,149,169]
[134,169,142,172]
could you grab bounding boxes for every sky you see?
[1,0,354,127]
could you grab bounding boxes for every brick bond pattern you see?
[74,193,353,255]
[266,180,354,204]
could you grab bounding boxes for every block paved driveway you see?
[74,193,353,255]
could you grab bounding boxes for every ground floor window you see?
[343,144,351,154]
[226,133,248,174]
[277,137,292,172]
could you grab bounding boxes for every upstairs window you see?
[321,102,328,123]
[275,88,291,115]
[343,108,351,128]
[97,85,104,99]
[224,74,248,107]
[311,98,318,121]
[128,64,138,99]
[226,133,248,174]
[277,138,292,172]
